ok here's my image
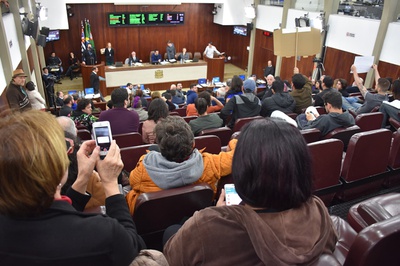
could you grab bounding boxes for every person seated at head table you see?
[0,110,146,265]
[151,49,162,64]
[126,115,238,215]
[163,118,338,265]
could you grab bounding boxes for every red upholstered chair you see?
[336,129,392,201]
[120,144,152,172]
[389,117,400,130]
[194,135,221,154]
[113,132,143,148]
[354,112,383,132]
[308,139,344,206]
[198,127,232,147]
[93,101,107,111]
[300,128,321,143]
[175,107,187,117]
[385,129,400,186]
[347,192,400,232]
[133,183,213,250]
[138,122,143,135]
[342,215,400,266]
[77,129,92,141]
[169,111,180,116]
[182,115,197,124]
[323,125,361,151]
[286,112,298,120]
[232,116,263,133]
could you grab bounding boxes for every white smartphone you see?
[224,184,242,206]
[92,121,112,159]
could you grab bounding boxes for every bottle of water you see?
[180,58,183,64]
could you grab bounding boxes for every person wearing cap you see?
[221,78,261,129]
[6,69,32,111]
[99,88,139,135]
[203,42,223,59]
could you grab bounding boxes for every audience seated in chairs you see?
[125,116,238,215]
[297,91,355,137]
[163,118,337,265]
[71,98,98,132]
[189,97,223,135]
[221,78,261,129]
[186,90,224,116]
[0,110,146,265]
[99,88,140,135]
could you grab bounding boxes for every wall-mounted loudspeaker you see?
[246,22,253,32]
[40,27,50,37]
[37,34,46,47]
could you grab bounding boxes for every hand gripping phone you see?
[224,184,242,206]
[92,121,112,159]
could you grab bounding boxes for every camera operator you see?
[42,67,57,108]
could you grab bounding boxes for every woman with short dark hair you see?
[71,98,98,131]
[164,118,337,265]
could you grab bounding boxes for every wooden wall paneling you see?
[218,25,250,71]
[377,61,400,81]
[280,56,314,81]
[252,29,276,80]
[323,47,366,85]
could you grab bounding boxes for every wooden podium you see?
[81,62,107,97]
[205,56,225,82]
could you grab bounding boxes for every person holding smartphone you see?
[163,118,338,265]
[0,110,146,265]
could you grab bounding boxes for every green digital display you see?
[107,12,184,27]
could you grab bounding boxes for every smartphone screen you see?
[224,184,242,206]
[93,122,112,158]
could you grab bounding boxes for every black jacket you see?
[221,93,261,128]
[260,92,296,117]
[0,189,146,266]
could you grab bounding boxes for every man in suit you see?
[263,60,275,78]
[128,51,142,65]
[166,40,176,61]
[151,49,162,64]
[82,44,97,65]
[104,42,115,66]
[90,66,105,102]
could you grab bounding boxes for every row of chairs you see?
[314,191,400,265]
[310,128,400,206]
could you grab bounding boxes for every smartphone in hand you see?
[92,121,112,159]
[224,184,242,206]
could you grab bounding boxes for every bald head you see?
[56,116,77,138]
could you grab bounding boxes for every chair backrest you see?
[187,52,193,59]
[388,129,400,169]
[193,52,201,59]
[124,58,129,65]
[323,125,361,151]
[342,129,392,183]
[93,101,107,111]
[300,128,321,143]
[77,129,92,141]
[169,111,180,116]
[343,215,400,266]
[199,127,232,147]
[194,135,221,154]
[113,132,143,148]
[133,183,213,249]
[347,193,400,232]
[355,112,384,132]
[120,144,152,172]
[175,107,187,117]
[149,51,154,62]
[308,139,344,206]
[233,115,264,133]
[183,116,198,124]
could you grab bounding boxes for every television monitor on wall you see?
[233,26,247,36]
[46,30,60,42]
